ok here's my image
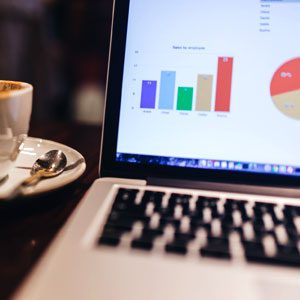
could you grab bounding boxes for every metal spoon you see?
[22,150,67,187]
[8,150,67,199]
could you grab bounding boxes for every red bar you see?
[215,57,233,112]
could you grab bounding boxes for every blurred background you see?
[0,0,113,124]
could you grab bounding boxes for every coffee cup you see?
[0,80,32,181]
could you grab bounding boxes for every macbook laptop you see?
[15,0,300,299]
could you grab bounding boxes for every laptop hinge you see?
[147,177,300,198]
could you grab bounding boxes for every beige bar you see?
[196,74,213,111]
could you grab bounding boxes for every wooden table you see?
[0,122,101,299]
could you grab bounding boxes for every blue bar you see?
[140,81,157,109]
[158,71,176,110]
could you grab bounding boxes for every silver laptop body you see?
[15,0,300,299]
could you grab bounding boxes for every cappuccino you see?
[0,81,32,180]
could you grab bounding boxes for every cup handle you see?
[9,134,27,161]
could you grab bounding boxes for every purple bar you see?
[140,80,157,109]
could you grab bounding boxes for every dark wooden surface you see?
[0,122,101,299]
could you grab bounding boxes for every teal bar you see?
[177,87,193,111]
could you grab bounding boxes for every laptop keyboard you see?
[98,188,300,267]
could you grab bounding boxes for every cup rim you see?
[0,80,33,100]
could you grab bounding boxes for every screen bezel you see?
[99,0,300,188]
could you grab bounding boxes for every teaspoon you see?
[22,150,67,187]
[9,150,67,199]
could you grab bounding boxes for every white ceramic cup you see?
[0,80,33,181]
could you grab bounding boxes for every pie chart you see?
[271,57,300,120]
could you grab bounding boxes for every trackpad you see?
[256,279,300,300]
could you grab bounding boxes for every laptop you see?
[15,0,300,299]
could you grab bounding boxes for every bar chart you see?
[139,56,234,113]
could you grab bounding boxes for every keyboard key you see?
[243,240,265,259]
[105,222,132,233]
[285,205,300,216]
[233,210,242,227]
[275,225,289,245]
[211,219,222,237]
[262,234,277,257]
[141,191,165,207]
[269,207,283,225]
[263,213,274,231]
[165,241,188,255]
[149,213,160,229]
[131,237,153,251]
[160,217,181,229]
[189,210,203,220]
[225,199,248,211]
[107,211,135,228]
[174,232,196,240]
[283,208,296,227]
[293,216,300,235]
[132,226,165,251]
[286,227,299,242]
[169,193,192,206]
[113,202,146,215]
[221,213,234,227]
[200,237,231,259]
[143,227,164,237]
[98,235,120,246]
[210,204,220,219]
[253,216,266,233]
[165,232,195,254]
[190,219,211,232]
[155,206,175,217]
[98,226,124,246]
[196,197,220,214]
[255,202,275,212]
[238,206,250,222]
[168,194,192,215]
[242,222,255,241]
[115,188,139,204]
[198,196,220,205]
[246,243,300,267]
[203,207,212,223]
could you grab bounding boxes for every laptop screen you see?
[114,0,300,178]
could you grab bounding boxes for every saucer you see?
[0,137,86,200]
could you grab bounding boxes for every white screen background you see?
[116,0,300,167]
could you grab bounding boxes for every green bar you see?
[177,87,193,111]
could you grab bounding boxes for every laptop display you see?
[114,0,300,178]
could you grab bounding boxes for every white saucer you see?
[0,137,86,200]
